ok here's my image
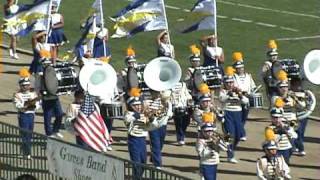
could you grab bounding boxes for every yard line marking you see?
[183,9,190,12]
[217,0,320,19]
[279,26,299,32]
[217,15,228,19]
[255,22,277,28]
[231,17,252,23]
[176,18,185,22]
[277,35,320,41]
[165,5,181,10]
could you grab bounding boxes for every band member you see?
[193,84,215,128]
[119,46,138,95]
[232,52,256,141]
[196,123,226,180]
[92,27,111,59]
[184,45,202,99]
[145,90,173,169]
[261,40,279,102]
[271,70,304,131]
[3,0,21,59]
[200,35,224,67]
[171,81,192,145]
[41,85,64,138]
[124,88,169,177]
[13,71,40,159]
[290,77,315,156]
[30,29,50,93]
[64,91,90,148]
[256,140,291,180]
[265,104,297,164]
[156,30,175,58]
[219,66,249,163]
[47,1,68,63]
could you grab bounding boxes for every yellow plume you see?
[265,127,276,141]
[19,68,30,78]
[190,44,200,56]
[232,52,243,62]
[268,40,277,49]
[277,70,288,81]
[202,112,215,123]
[225,66,235,76]
[129,87,141,97]
[198,83,210,94]
[39,49,51,59]
[99,56,111,63]
[127,45,135,57]
[274,98,285,108]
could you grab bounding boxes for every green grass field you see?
[2,0,320,112]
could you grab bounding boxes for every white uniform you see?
[267,125,297,150]
[171,82,192,109]
[256,155,291,180]
[144,97,173,124]
[204,46,223,60]
[196,138,220,165]
[219,89,249,111]
[271,95,302,122]
[64,103,80,134]
[124,110,170,137]
[13,90,40,114]
[159,42,174,58]
[233,73,256,94]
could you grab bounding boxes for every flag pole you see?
[45,0,53,43]
[160,0,174,58]
[213,0,218,67]
[99,0,107,57]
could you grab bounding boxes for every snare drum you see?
[42,62,77,95]
[249,93,263,108]
[104,101,124,119]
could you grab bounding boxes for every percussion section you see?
[42,62,77,96]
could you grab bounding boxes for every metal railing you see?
[0,122,191,180]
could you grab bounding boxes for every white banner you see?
[46,139,124,180]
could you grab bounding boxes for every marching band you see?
[5,1,317,178]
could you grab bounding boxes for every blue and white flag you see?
[2,0,50,36]
[91,0,103,25]
[181,0,216,33]
[182,16,215,33]
[191,0,215,16]
[111,0,166,38]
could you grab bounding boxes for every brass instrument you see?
[288,90,316,120]
[208,131,233,152]
[141,102,166,122]
[24,97,41,111]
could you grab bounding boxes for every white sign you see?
[47,139,124,180]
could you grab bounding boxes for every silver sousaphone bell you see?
[79,58,117,96]
[303,49,320,85]
[143,57,182,91]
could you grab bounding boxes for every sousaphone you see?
[303,49,320,85]
[79,58,117,96]
[143,57,182,91]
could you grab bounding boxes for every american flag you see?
[74,92,110,152]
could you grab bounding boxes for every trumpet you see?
[142,104,166,122]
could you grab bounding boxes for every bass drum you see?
[42,62,77,95]
[272,59,300,79]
